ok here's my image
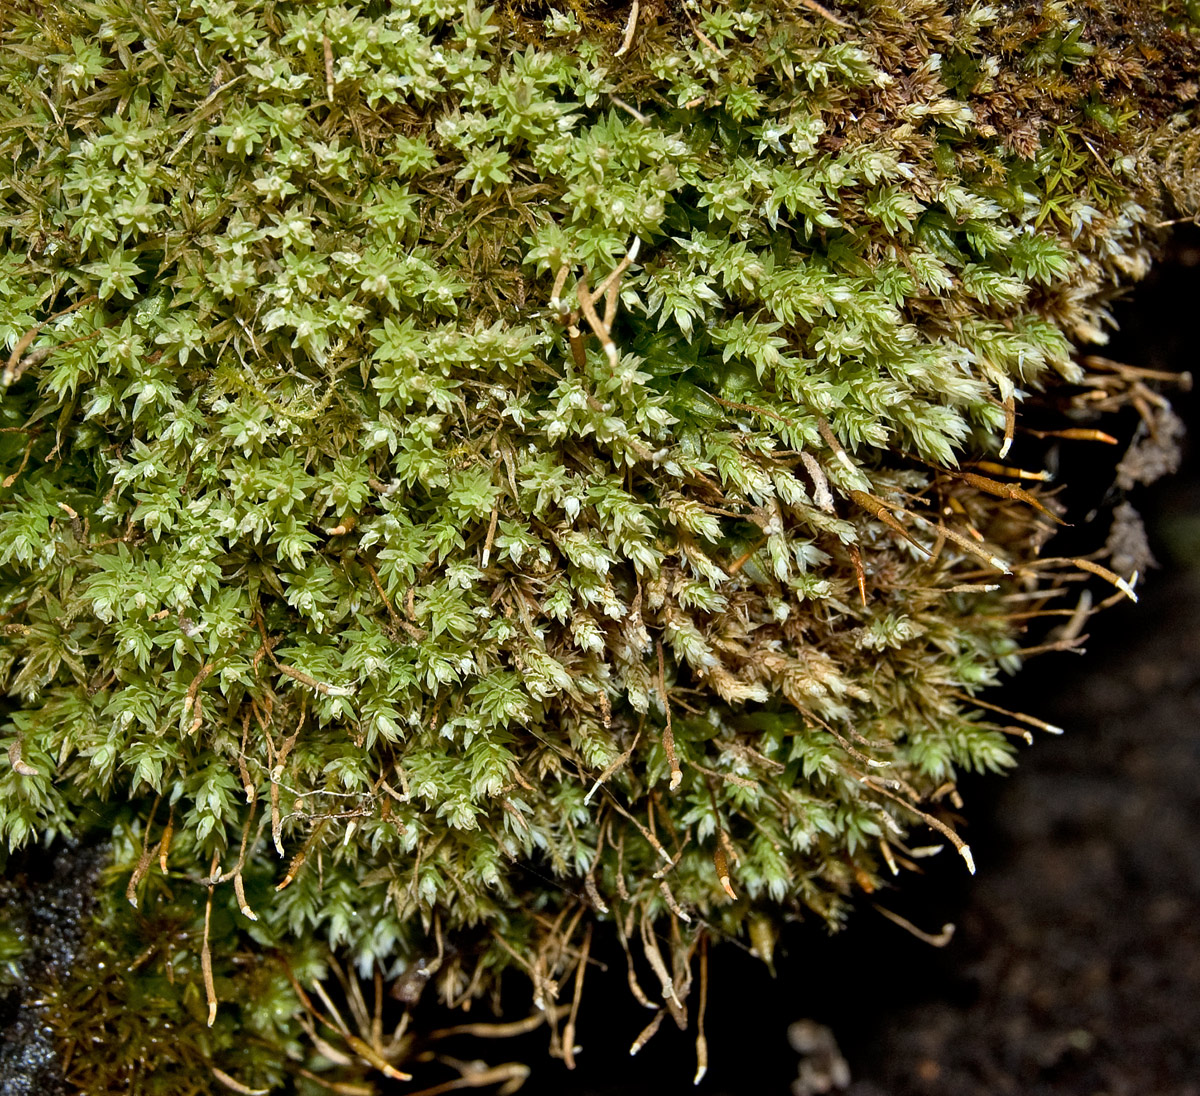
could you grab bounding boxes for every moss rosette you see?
[0,0,1196,1089]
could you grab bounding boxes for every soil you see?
[842,566,1200,1096]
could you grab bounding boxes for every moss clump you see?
[1,0,1197,1088]
[43,856,319,1096]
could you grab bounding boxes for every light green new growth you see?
[0,0,1196,1090]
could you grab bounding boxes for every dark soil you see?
[843,566,1200,1096]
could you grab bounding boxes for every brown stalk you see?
[800,0,850,26]
[630,1009,666,1055]
[849,490,930,555]
[614,1,639,56]
[276,817,329,891]
[158,806,174,872]
[694,933,709,1084]
[616,914,656,1010]
[125,795,162,908]
[202,850,219,1026]
[561,924,592,1070]
[364,560,424,639]
[865,779,975,874]
[848,543,867,606]
[948,690,1063,735]
[656,641,681,791]
[584,815,609,914]
[875,905,955,947]
[574,272,618,369]
[999,393,1016,458]
[959,471,1063,523]
[602,789,672,865]
[640,910,682,1011]
[211,1066,270,1095]
[322,35,335,101]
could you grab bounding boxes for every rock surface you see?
[0,844,104,1096]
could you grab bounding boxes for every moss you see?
[43,876,310,1096]
[1,0,1197,1087]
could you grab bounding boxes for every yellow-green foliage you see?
[0,0,1196,1088]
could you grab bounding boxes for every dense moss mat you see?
[1,1,1196,1090]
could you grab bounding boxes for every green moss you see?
[45,880,307,1096]
[1,0,1196,1086]
[0,921,26,990]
